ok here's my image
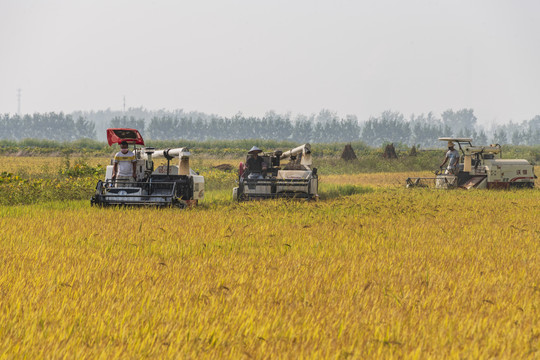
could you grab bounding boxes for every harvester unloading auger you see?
[406,137,536,189]
[233,144,318,201]
[91,128,204,208]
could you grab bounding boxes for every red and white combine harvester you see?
[91,128,204,208]
[406,137,536,189]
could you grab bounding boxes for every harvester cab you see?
[406,137,536,189]
[233,144,318,201]
[91,128,204,207]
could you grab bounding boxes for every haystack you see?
[341,144,357,161]
[213,164,234,171]
[383,143,398,159]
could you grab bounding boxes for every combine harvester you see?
[233,144,318,201]
[91,128,204,208]
[406,137,536,189]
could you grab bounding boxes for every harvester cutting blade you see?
[405,177,437,188]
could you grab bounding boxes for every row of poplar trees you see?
[2,109,539,147]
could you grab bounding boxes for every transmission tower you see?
[17,89,21,115]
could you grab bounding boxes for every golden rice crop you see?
[0,156,242,177]
[321,172,433,188]
[0,188,538,359]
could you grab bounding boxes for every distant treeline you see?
[0,113,96,141]
[2,108,540,147]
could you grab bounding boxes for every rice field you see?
[0,155,539,359]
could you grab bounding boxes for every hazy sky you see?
[1,0,539,125]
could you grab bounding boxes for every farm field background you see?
[0,153,539,358]
[3,155,537,188]
[0,155,434,188]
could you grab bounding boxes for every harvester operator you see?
[112,141,137,186]
[440,141,460,175]
[245,146,267,179]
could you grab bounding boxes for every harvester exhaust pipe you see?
[144,147,155,176]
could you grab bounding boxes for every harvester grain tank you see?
[91,128,204,207]
[233,144,318,201]
[406,137,536,189]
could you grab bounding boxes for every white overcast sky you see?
[1,0,539,125]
